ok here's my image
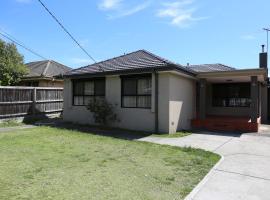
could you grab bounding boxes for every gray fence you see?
[0,86,63,118]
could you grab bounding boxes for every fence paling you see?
[0,86,63,118]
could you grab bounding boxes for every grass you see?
[0,119,23,128]
[152,131,191,138]
[0,126,220,200]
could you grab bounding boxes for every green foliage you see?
[86,98,119,126]
[0,119,22,128]
[0,39,28,86]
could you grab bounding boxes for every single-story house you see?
[20,60,71,87]
[63,49,268,133]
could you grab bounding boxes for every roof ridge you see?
[70,50,146,72]
[50,60,72,70]
[42,60,51,76]
[140,49,183,66]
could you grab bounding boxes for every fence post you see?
[32,87,37,115]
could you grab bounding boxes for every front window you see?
[121,75,152,108]
[212,83,251,107]
[73,78,105,106]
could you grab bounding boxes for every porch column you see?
[199,79,206,120]
[250,76,258,123]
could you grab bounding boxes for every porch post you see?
[199,79,206,120]
[250,76,258,123]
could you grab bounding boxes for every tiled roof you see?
[25,60,71,78]
[187,64,235,73]
[66,50,195,77]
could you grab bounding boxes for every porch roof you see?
[196,68,268,83]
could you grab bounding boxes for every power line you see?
[37,0,97,64]
[0,30,47,60]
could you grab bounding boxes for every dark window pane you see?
[137,78,151,95]
[74,82,84,95]
[95,80,105,96]
[123,96,136,107]
[85,81,94,95]
[123,79,137,95]
[212,83,251,107]
[74,96,84,105]
[137,96,151,108]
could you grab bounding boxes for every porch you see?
[191,69,268,133]
[192,115,259,132]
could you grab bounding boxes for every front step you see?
[192,119,258,133]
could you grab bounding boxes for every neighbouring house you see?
[63,48,268,133]
[20,60,71,87]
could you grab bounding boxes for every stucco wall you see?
[39,80,64,88]
[105,76,155,132]
[168,73,196,133]
[63,72,196,133]
[158,74,170,133]
[63,75,155,132]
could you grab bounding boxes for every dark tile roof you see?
[25,60,71,78]
[66,50,195,77]
[187,64,236,73]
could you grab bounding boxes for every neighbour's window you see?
[212,83,251,107]
[73,78,105,106]
[121,75,152,108]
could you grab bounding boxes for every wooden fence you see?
[0,86,63,118]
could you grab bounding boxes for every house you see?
[63,49,268,133]
[20,60,71,87]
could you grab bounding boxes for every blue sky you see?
[0,0,269,69]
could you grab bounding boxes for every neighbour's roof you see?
[25,60,71,78]
[187,64,236,73]
[65,50,195,77]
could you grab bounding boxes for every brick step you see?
[192,119,258,132]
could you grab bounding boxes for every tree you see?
[0,39,28,86]
[86,98,119,126]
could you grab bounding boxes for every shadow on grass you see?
[39,119,152,141]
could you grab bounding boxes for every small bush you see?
[86,98,119,126]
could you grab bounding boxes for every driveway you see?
[139,132,270,200]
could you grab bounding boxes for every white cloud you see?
[99,0,151,19]
[16,0,31,3]
[109,1,152,19]
[157,0,207,28]
[99,0,123,10]
[71,58,92,65]
[241,34,256,40]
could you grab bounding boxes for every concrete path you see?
[139,132,270,200]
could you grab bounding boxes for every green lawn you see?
[0,120,22,128]
[0,127,220,200]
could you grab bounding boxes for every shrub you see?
[86,98,119,126]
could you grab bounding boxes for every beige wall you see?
[63,75,155,132]
[158,74,170,133]
[168,73,196,133]
[39,80,64,88]
[105,76,155,132]
[63,72,196,133]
